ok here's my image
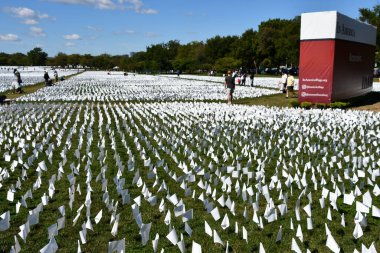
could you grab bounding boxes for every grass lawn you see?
[233,91,380,111]
[234,92,298,107]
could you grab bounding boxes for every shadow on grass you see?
[342,92,380,107]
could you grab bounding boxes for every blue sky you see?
[0,0,379,56]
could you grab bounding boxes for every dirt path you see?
[352,102,380,112]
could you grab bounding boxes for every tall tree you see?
[205,35,237,65]
[230,29,258,71]
[256,17,300,68]
[359,5,380,63]
[27,47,48,66]
[53,52,68,67]
[173,41,206,72]
[8,53,28,66]
[0,53,9,65]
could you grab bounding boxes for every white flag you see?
[94,209,102,224]
[108,238,125,253]
[291,238,302,253]
[166,227,178,245]
[326,234,340,253]
[213,229,223,246]
[192,241,202,253]
[205,221,212,237]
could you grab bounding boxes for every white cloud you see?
[23,19,38,25]
[9,7,35,18]
[138,8,157,14]
[145,32,159,38]
[8,7,51,24]
[38,13,50,19]
[50,0,118,9]
[0,34,20,41]
[29,27,46,37]
[65,42,75,47]
[87,25,102,31]
[64,33,81,40]
[48,0,158,13]
[113,29,136,35]
[124,0,157,14]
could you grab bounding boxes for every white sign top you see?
[301,11,377,46]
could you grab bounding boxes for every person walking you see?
[224,70,235,104]
[286,71,295,98]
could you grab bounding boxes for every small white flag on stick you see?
[192,241,202,253]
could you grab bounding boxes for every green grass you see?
[231,91,380,110]
[233,92,299,107]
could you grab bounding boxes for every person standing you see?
[241,73,247,86]
[286,71,295,98]
[44,71,51,86]
[280,71,288,94]
[250,71,255,87]
[54,70,59,82]
[224,70,235,104]
[13,69,23,93]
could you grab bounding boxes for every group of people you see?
[224,69,296,104]
[223,70,256,104]
[227,70,255,87]
[12,69,62,94]
[44,70,60,86]
[280,70,295,98]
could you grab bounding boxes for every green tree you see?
[67,54,81,67]
[173,41,206,73]
[53,52,68,67]
[256,18,300,68]
[214,57,241,73]
[205,35,237,65]
[27,47,48,66]
[8,53,28,66]
[359,5,380,63]
[145,41,180,72]
[230,29,258,71]
[92,54,113,69]
[79,54,93,68]
[0,53,9,65]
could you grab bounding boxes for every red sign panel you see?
[299,40,335,104]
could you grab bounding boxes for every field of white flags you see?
[159,74,299,90]
[17,71,280,102]
[0,67,80,93]
[0,100,379,253]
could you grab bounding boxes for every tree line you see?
[1,5,379,74]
